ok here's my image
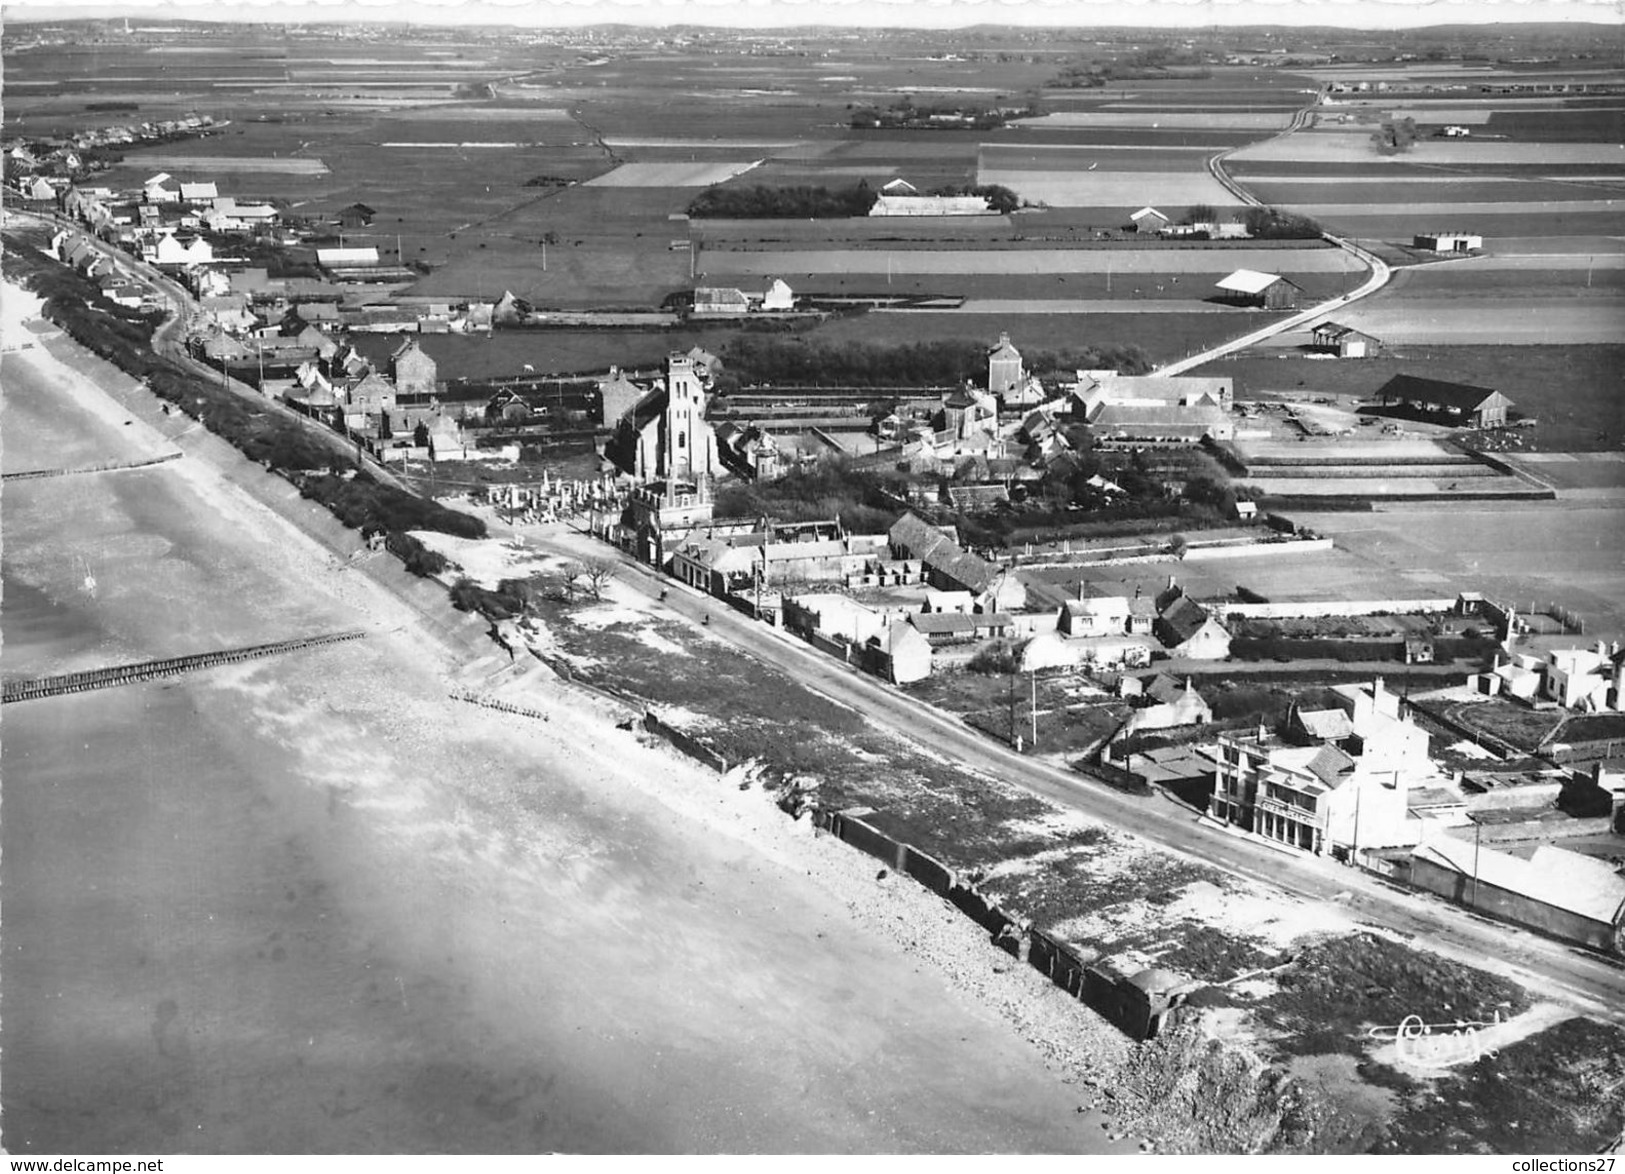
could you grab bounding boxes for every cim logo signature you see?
[1366,1011,1507,1070]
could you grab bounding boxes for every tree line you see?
[718,335,1151,387]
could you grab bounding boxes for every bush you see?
[967,640,1019,675]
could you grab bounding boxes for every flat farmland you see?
[585,161,765,188]
[1486,108,1625,142]
[694,245,1351,275]
[1007,127,1265,149]
[1013,111,1294,130]
[1230,130,1625,167]
[1242,178,1625,206]
[1197,346,1625,451]
[347,327,737,382]
[1305,210,1625,241]
[975,168,1239,209]
[978,144,1222,172]
[1329,300,1625,346]
[803,309,1279,364]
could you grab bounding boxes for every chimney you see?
[1167,574,1177,591]
[1598,639,1609,658]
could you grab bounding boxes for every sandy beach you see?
[1,281,1138,1154]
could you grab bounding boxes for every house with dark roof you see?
[1154,596,1230,660]
[1375,374,1513,429]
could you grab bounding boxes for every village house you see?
[1375,374,1513,429]
[1210,678,1440,859]
[1058,593,1133,638]
[1153,587,1231,659]
[1118,676,1213,739]
[761,278,795,311]
[1311,321,1380,358]
[390,338,438,398]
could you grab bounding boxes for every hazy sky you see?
[4,0,1622,27]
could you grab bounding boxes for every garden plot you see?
[584,160,764,187]
[1013,111,1293,130]
[977,168,1236,208]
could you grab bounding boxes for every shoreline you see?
[1,278,1146,1153]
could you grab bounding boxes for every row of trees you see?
[718,336,1151,388]
[686,183,879,220]
[1240,206,1325,240]
[686,180,1022,219]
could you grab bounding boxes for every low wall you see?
[1182,538,1334,562]
[816,806,1180,1040]
[643,710,731,774]
[1220,597,1454,620]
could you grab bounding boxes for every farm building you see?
[1090,402,1235,444]
[869,193,992,217]
[1215,269,1301,310]
[1311,322,1380,358]
[1128,206,1170,233]
[336,202,376,229]
[986,332,1024,396]
[1375,374,1513,429]
[880,178,918,196]
[1413,231,1483,254]
[1073,372,1234,416]
[179,181,218,204]
[692,287,750,316]
[317,246,380,269]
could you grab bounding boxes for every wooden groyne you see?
[3,452,181,482]
[2,630,369,704]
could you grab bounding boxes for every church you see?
[603,352,723,484]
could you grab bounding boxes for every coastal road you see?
[523,522,1625,1023]
[6,210,413,494]
[1154,93,1394,376]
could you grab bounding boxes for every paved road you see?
[523,522,1625,1024]
[1154,97,1395,376]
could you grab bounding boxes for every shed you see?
[1413,231,1482,254]
[1310,321,1380,358]
[1215,269,1301,310]
[1129,206,1170,232]
[1375,374,1513,429]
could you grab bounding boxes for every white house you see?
[179,181,218,204]
[761,278,795,312]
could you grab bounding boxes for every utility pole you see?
[1030,669,1038,747]
[1469,816,1482,909]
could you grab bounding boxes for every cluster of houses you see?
[1472,640,1625,712]
[691,278,797,317]
[4,113,217,187]
[589,344,1249,685]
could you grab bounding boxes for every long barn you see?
[1375,374,1514,428]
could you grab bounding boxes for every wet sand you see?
[1,283,1129,1154]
